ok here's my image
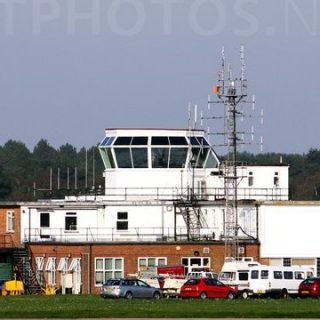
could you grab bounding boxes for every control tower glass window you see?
[112,136,148,168]
[189,135,219,168]
[152,148,169,168]
[169,148,188,168]
[99,136,116,169]
[114,148,132,168]
[132,148,148,168]
[151,136,188,168]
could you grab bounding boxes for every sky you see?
[0,0,319,154]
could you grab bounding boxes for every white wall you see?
[259,202,320,257]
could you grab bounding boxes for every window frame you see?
[6,210,15,232]
[116,212,128,231]
[94,257,124,286]
[65,212,77,231]
[138,257,167,271]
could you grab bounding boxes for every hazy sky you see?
[0,0,319,154]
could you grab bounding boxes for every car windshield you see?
[185,279,200,285]
[104,279,120,286]
[303,278,318,285]
[219,272,235,280]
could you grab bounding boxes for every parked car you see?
[100,278,162,299]
[298,277,320,298]
[179,278,237,299]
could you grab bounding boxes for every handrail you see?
[24,226,223,243]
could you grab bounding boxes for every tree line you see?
[0,139,320,201]
[0,139,104,201]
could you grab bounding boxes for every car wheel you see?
[281,289,289,299]
[227,292,236,300]
[241,290,249,299]
[125,291,133,300]
[200,291,207,299]
[153,291,161,300]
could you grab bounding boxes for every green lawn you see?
[0,295,319,318]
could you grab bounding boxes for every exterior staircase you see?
[174,199,208,241]
[12,247,42,294]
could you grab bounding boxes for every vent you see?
[203,247,210,254]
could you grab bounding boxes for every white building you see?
[11,128,320,294]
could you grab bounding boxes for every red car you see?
[180,278,237,299]
[298,277,320,297]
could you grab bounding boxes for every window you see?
[239,272,249,281]
[35,257,44,286]
[273,271,282,279]
[181,257,210,274]
[295,271,304,280]
[251,270,259,279]
[45,257,56,285]
[131,148,148,168]
[117,212,128,230]
[169,148,188,168]
[57,257,69,272]
[40,213,50,228]
[284,271,293,279]
[138,257,167,271]
[95,257,124,286]
[283,258,291,266]
[274,172,279,187]
[114,148,132,168]
[248,172,254,187]
[65,212,77,231]
[6,211,15,232]
[261,270,269,279]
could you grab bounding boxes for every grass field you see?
[0,295,319,318]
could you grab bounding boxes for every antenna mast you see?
[211,46,249,259]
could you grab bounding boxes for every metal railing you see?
[24,227,220,243]
[65,186,288,202]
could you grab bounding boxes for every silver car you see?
[100,278,161,299]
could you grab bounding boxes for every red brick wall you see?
[28,242,260,294]
[0,205,21,248]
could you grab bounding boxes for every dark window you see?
[118,212,128,220]
[261,270,269,279]
[169,148,188,168]
[114,148,132,168]
[185,279,200,285]
[65,213,77,230]
[283,258,291,266]
[284,271,293,279]
[114,137,132,145]
[251,270,259,279]
[196,137,209,146]
[132,148,148,168]
[117,221,128,230]
[151,148,169,168]
[239,272,249,281]
[189,137,200,145]
[151,137,169,145]
[40,213,50,228]
[117,212,128,230]
[169,137,187,145]
[274,271,282,279]
[131,137,148,145]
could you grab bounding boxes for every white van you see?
[219,257,261,299]
[248,265,314,298]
